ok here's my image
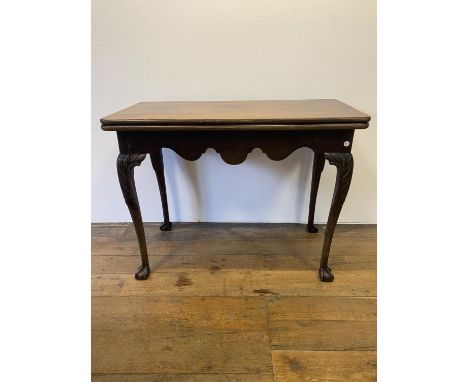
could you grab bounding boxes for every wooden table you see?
[101,99,370,282]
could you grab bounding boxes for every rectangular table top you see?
[101,99,370,131]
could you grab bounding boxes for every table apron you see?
[117,130,354,164]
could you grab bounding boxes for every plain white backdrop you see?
[92,0,376,223]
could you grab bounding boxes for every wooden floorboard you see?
[92,373,275,382]
[92,269,375,297]
[92,252,376,273]
[271,350,376,381]
[267,296,376,351]
[92,223,376,381]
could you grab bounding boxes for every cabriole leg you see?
[319,153,354,282]
[307,152,325,233]
[117,153,150,280]
[150,149,172,231]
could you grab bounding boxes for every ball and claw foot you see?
[160,221,172,231]
[135,265,151,280]
[306,223,319,233]
[319,266,334,282]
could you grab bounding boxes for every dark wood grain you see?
[319,153,354,282]
[307,152,325,233]
[117,154,150,280]
[117,130,355,164]
[150,149,172,231]
[104,100,369,282]
[101,99,370,129]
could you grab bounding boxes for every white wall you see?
[92,0,376,223]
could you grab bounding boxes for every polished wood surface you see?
[103,99,370,282]
[92,223,376,381]
[101,99,370,130]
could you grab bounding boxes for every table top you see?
[101,99,370,131]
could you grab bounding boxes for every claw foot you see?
[160,222,173,231]
[135,264,151,280]
[306,223,319,233]
[319,266,334,282]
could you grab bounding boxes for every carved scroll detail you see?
[117,154,146,201]
[117,153,150,280]
[319,152,354,282]
[325,153,353,209]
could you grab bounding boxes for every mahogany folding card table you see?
[101,99,370,282]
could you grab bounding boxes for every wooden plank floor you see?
[92,223,376,381]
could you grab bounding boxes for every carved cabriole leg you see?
[307,152,325,233]
[117,153,150,280]
[319,153,354,282]
[150,149,172,231]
